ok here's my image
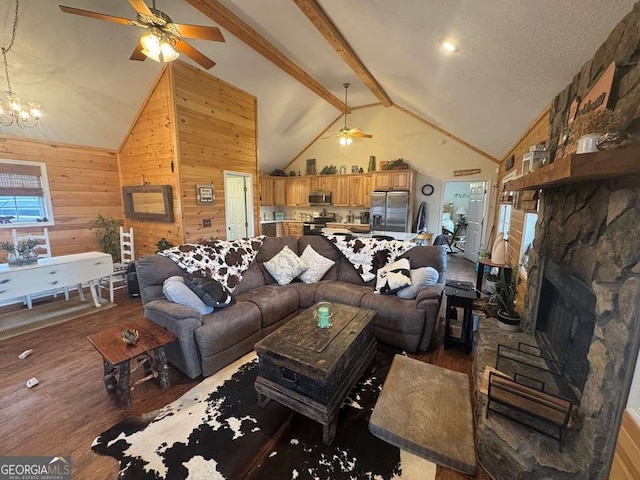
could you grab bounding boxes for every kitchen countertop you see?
[259,219,300,224]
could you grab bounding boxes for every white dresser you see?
[0,252,113,308]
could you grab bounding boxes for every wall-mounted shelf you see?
[504,146,640,191]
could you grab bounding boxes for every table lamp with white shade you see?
[455,206,468,223]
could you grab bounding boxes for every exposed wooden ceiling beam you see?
[293,0,393,107]
[185,0,348,112]
[394,105,500,164]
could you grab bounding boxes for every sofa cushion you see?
[375,258,411,294]
[287,281,328,309]
[185,274,235,309]
[195,301,261,358]
[162,276,213,315]
[361,292,427,351]
[236,284,299,328]
[232,262,266,295]
[399,245,447,278]
[298,245,335,283]
[315,281,373,306]
[264,246,308,285]
[397,267,440,300]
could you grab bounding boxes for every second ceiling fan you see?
[323,83,373,145]
[59,0,224,69]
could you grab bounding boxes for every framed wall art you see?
[196,184,215,205]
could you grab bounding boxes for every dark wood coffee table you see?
[254,303,376,445]
[87,318,176,407]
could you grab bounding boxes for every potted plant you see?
[495,265,521,331]
[156,237,174,253]
[1,240,17,264]
[91,213,121,261]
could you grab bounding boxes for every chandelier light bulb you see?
[28,103,41,119]
[8,94,21,112]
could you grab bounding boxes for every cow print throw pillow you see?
[375,258,412,295]
[185,274,235,309]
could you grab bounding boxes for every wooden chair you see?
[11,228,69,308]
[99,227,134,302]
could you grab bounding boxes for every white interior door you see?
[464,181,486,263]
[224,172,254,240]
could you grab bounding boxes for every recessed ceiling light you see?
[442,41,457,53]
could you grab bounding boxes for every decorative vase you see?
[576,133,601,154]
[368,156,376,172]
[497,310,521,332]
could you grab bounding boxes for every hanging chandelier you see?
[0,0,42,128]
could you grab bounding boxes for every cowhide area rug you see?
[92,352,437,479]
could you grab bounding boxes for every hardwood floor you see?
[0,254,489,479]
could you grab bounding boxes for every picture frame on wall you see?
[196,184,215,205]
[306,159,316,175]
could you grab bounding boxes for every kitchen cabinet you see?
[284,221,304,237]
[320,176,350,206]
[373,171,413,190]
[286,177,310,206]
[259,176,274,206]
[273,177,287,206]
[349,175,372,207]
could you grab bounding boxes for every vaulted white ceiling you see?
[0,0,636,172]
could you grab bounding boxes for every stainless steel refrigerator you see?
[370,190,410,232]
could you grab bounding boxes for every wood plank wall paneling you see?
[172,62,258,242]
[609,410,640,479]
[495,108,550,312]
[118,67,183,258]
[0,136,120,259]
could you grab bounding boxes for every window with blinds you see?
[0,159,54,227]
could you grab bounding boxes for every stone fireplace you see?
[475,177,640,479]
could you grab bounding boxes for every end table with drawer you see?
[444,285,479,354]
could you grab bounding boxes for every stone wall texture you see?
[548,1,640,159]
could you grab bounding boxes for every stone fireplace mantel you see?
[505,146,640,192]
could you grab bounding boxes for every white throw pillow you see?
[298,245,335,283]
[264,246,308,285]
[397,267,440,299]
[375,258,411,295]
[162,276,213,315]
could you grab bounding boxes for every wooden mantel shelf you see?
[504,146,640,191]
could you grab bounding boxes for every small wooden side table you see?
[87,318,176,407]
[444,285,478,355]
[476,258,507,293]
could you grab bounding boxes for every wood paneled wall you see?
[119,67,183,258]
[0,136,120,258]
[610,410,640,479]
[118,61,259,256]
[172,62,258,242]
[495,108,550,313]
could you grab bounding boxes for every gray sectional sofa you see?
[137,235,447,378]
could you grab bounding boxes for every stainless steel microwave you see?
[308,191,332,206]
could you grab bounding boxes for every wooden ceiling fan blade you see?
[59,6,131,26]
[130,43,147,61]
[350,131,373,138]
[168,23,225,42]
[126,0,153,16]
[321,133,340,139]
[174,39,216,69]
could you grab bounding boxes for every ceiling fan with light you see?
[323,83,372,145]
[58,0,224,69]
